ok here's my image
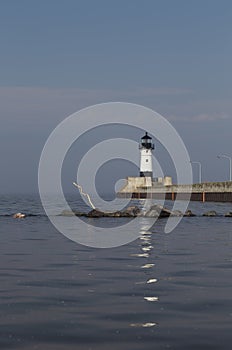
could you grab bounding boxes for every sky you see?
[0,0,232,194]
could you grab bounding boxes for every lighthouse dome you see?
[140,132,154,149]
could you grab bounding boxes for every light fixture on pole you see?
[217,154,232,181]
[190,160,202,183]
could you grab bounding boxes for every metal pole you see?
[199,162,202,184]
[217,155,232,181]
[230,158,232,182]
[190,161,202,183]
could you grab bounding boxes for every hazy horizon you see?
[1,0,232,195]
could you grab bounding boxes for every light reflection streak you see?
[128,217,160,327]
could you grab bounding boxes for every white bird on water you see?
[13,213,26,218]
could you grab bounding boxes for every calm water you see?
[0,195,232,350]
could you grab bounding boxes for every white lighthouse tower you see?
[139,132,154,178]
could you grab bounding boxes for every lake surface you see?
[0,195,232,349]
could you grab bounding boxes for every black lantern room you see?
[140,132,154,149]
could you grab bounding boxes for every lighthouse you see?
[139,132,154,178]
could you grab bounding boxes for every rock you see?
[144,205,182,218]
[184,210,196,217]
[122,206,141,217]
[224,212,232,217]
[170,210,183,217]
[159,207,183,217]
[144,205,160,217]
[87,209,105,218]
[159,208,171,218]
[203,210,217,217]
[62,204,183,218]
[112,211,121,217]
[13,212,26,218]
[60,210,76,216]
[104,211,122,217]
[86,206,141,218]
[60,210,86,216]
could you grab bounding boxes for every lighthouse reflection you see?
[129,217,159,328]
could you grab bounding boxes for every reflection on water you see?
[141,263,155,269]
[144,296,159,302]
[1,196,232,349]
[130,322,157,328]
[147,278,157,284]
[128,219,159,327]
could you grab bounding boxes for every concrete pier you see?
[117,178,232,202]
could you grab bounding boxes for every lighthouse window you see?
[146,159,148,162]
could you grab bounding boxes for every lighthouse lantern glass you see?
[140,132,154,149]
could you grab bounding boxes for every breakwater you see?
[117,178,232,202]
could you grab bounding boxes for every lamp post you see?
[190,161,202,183]
[217,154,232,181]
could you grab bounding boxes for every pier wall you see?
[117,178,232,202]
